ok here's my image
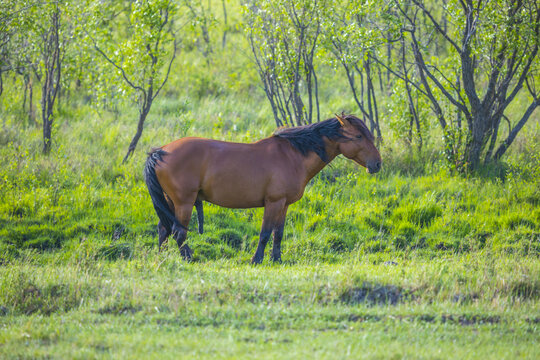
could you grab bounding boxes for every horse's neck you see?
[301,139,340,183]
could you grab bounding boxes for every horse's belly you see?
[204,196,264,209]
[200,187,265,208]
[199,173,268,208]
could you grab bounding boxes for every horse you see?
[144,113,381,264]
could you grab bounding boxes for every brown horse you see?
[144,113,381,263]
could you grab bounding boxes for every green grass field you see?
[1,3,540,355]
[1,98,539,358]
[1,256,539,359]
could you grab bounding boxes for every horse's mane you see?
[273,115,374,162]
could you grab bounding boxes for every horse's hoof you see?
[250,257,263,265]
[271,257,282,264]
[180,245,193,261]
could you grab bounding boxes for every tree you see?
[4,1,72,153]
[1,1,43,126]
[392,0,540,170]
[0,1,15,99]
[322,0,390,139]
[39,4,63,154]
[88,0,178,163]
[184,0,216,63]
[244,0,325,127]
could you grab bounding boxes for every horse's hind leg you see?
[171,197,197,260]
[158,221,171,250]
[270,205,288,263]
[157,195,175,250]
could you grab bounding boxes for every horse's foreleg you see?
[270,205,288,263]
[251,199,286,264]
[172,203,195,261]
[251,226,272,265]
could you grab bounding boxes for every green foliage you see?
[85,0,178,101]
[216,229,243,249]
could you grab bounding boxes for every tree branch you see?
[410,31,469,115]
[153,38,177,100]
[494,98,539,159]
[87,30,146,95]
[410,0,461,52]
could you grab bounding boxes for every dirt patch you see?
[341,282,405,305]
[346,313,502,325]
[440,314,501,325]
[96,301,141,315]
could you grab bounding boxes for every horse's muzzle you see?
[367,161,382,174]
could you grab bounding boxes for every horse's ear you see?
[336,113,349,127]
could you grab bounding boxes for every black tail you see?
[144,149,179,233]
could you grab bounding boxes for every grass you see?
[1,8,540,355]
[0,255,539,358]
[1,91,539,359]
[1,96,539,357]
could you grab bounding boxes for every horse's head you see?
[336,114,381,174]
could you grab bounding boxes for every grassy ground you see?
[1,99,539,357]
[1,254,539,359]
[1,19,540,355]
[1,91,540,357]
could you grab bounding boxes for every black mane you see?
[273,115,374,162]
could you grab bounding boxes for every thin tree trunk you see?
[221,0,227,49]
[41,7,61,155]
[370,79,381,140]
[22,76,28,118]
[312,64,320,123]
[123,106,150,163]
[29,77,36,125]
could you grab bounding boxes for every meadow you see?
[1,0,540,357]
[1,92,539,358]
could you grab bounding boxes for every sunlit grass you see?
[1,64,539,360]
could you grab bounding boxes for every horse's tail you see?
[144,149,178,232]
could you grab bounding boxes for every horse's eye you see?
[356,135,363,139]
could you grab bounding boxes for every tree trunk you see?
[466,113,487,170]
[43,117,52,154]
[29,77,36,125]
[123,105,150,163]
[221,0,227,49]
[41,6,61,155]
